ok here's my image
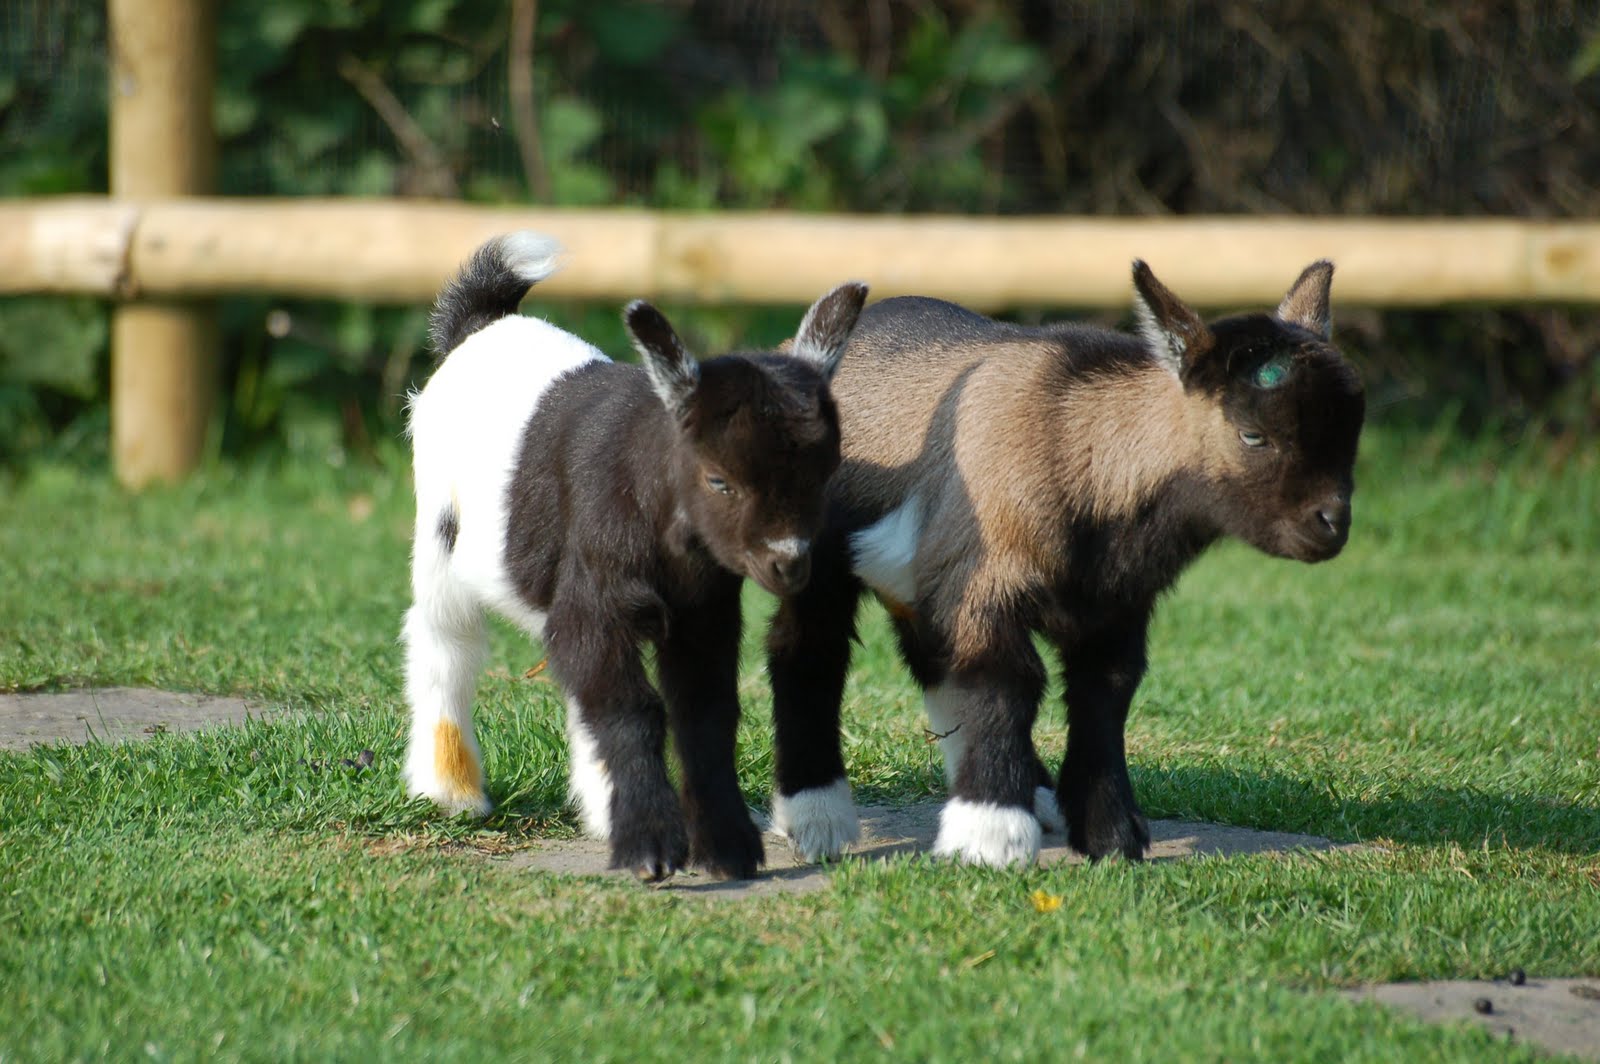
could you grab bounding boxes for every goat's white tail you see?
[428,231,563,356]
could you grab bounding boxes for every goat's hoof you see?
[690,808,765,881]
[1069,808,1151,862]
[932,798,1041,867]
[409,784,492,818]
[770,778,860,862]
[634,860,676,883]
[610,820,690,882]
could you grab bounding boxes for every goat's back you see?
[409,314,609,626]
[829,298,1148,521]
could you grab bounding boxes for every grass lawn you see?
[2,424,1597,1062]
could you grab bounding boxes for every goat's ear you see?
[1132,260,1211,378]
[791,281,869,380]
[1276,260,1334,340]
[624,300,699,415]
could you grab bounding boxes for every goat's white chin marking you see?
[1034,786,1065,833]
[771,778,859,862]
[933,798,1041,867]
[565,703,613,840]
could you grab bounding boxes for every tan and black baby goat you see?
[767,261,1365,867]
[403,230,865,880]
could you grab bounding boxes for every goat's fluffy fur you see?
[403,230,866,880]
[767,261,1364,867]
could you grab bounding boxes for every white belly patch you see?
[849,495,921,608]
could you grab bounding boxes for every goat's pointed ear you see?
[624,300,699,415]
[791,281,869,380]
[1132,260,1211,378]
[1277,260,1334,340]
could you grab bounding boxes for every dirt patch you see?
[1345,978,1600,1061]
[500,801,1361,898]
[0,687,272,751]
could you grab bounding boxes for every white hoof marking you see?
[932,798,1041,867]
[771,778,860,862]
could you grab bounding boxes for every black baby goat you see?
[403,230,866,879]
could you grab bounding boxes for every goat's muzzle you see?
[750,542,812,596]
[1292,494,1351,561]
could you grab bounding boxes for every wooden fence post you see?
[108,0,217,488]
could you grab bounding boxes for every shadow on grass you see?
[1137,762,1600,856]
[431,761,1599,861]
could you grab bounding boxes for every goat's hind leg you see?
[548,603,687,880]
[928,619,1050,867]
[402,555,492,816]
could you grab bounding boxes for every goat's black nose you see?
[1313,497,1351,542]
[771,552,811,591]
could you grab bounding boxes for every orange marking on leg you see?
[434,720,482,800]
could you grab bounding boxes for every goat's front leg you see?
[656,586,763,880]
[931,635,1049,867]
[545,608,687,880]
[1056,619,1152,861]
[893,614,1063,835]
[766,541,863,862]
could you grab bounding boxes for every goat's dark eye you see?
[706,475,734,496]
[1239,430,1267,448]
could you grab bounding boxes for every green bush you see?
[1,1,1596,468]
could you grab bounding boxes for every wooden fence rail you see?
[34,0,1600,486]
[5,197,1599,310]
[5,195,1598,486]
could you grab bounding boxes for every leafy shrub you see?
[1,0,1596,468]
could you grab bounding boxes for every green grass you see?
[2,425,1597,1062]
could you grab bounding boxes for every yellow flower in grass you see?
[1030,889,1063,913]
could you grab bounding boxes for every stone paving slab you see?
[503,800,1362,899]
[1345,978,1600,1061]
[0,686,271,751]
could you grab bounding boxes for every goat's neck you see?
[1052,364,1210,527]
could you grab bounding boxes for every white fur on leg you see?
[771,777,860,862]
[922,682,966,788]
[401,601,492,817]
[403,716,492,817]
[932,798,1041,867]
[1034,786,1065,833]
[564,700,613,840]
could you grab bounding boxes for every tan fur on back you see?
[833,332,1220,665]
